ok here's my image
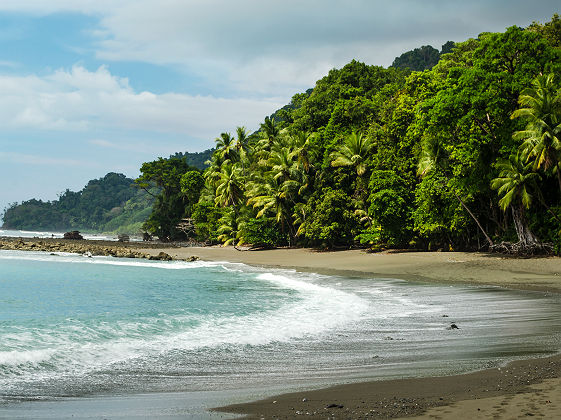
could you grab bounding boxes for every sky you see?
[0,1,559,219]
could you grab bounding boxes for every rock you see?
[187,255,199,262]
[447,323,460,330]
[63,231,83,240]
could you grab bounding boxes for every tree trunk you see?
[452,191,494,247]
[555,162,561,197]
[511,205,539,246]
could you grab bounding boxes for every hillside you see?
[2,173,155,234]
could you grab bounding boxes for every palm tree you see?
[418,135,494,246]
[215,132,239,163]
[330,131,374,177]
[214,163,245,246]
[260,116,280,144]
[513,74,561,191]
[235,126,251,176]
[491,153,541,246]
[214,163,244,209]
[247,176,296,245]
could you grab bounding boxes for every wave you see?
[0,250,222,270]
[0,263,371,387]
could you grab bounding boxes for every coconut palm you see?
[215,163,244,208]
[491,153,541,245]
[215,132,239,163]
[330,131,374,177]
[247,176,296,245]
[514,74,561,191]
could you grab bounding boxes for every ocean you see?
[1,249,560,418]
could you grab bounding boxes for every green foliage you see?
[191,202,223,243]
[136,157,199,241]
[2,173,153,233]
[14,15,561,252]
[368,170,413,245]
[239,218,287,247]
[391,45,441,71]
[180,170,205,207]
[299,189,359,247]
[169,149,214,170]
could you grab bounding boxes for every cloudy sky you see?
[0,1,559,219]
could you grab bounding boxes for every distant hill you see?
[2,173,155,234]
[391,41,455,71]
[170,149,214,170]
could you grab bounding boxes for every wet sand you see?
[140,246,561,293]
[137,246,561,419]
[3,239,561,418]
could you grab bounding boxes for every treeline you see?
[2,173,154,233]
[137,15,561,253]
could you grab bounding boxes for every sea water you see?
[1,250,561,418]
[0,229,134,241]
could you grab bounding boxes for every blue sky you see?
[0,1,559,219]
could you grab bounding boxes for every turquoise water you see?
[1,249,561,416]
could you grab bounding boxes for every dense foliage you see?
[2,173,154,233]
[6,16,561,254]
[170,149,214,170]
[158,16,561,251]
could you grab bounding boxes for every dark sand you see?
[139,246,561,420]
[3,239,561,419]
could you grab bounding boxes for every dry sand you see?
[137,246,561,419]
[140,246,561,293]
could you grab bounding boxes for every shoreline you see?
[141,245,561,294]
[2,240,561,418]
[141,246,561,419]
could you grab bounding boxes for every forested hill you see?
[391,41,455,71]
[169,149,214,170]
[2,173,155,233]
[135,15,561,253]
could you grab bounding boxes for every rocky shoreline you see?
[0,237,199,262]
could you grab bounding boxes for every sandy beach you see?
[141,246,561,293]
[3,238,561,418]
[136,245,561,419]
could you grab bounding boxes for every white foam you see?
[0,268,371,382]
[0,349,56,366]
[0,250,221,270]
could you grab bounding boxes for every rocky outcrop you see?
[63,231,83,240]
[0,238,199,262]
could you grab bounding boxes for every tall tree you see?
[513,74,561,191]
[491,153,541,246]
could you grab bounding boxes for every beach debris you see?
[447,323,460,330]
[326,403,344,409]
[302,398,307,402]
[83,251,92,258]
[442,314,449,317]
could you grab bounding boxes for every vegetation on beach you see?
[4,15,561,253]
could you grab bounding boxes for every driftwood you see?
[489,241,554,256]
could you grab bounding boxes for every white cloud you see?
[0,151,92,167]
[2,1,558,96]
[0,65,283,139]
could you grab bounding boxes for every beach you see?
[2,238,561,419]
[137,245,561,419]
